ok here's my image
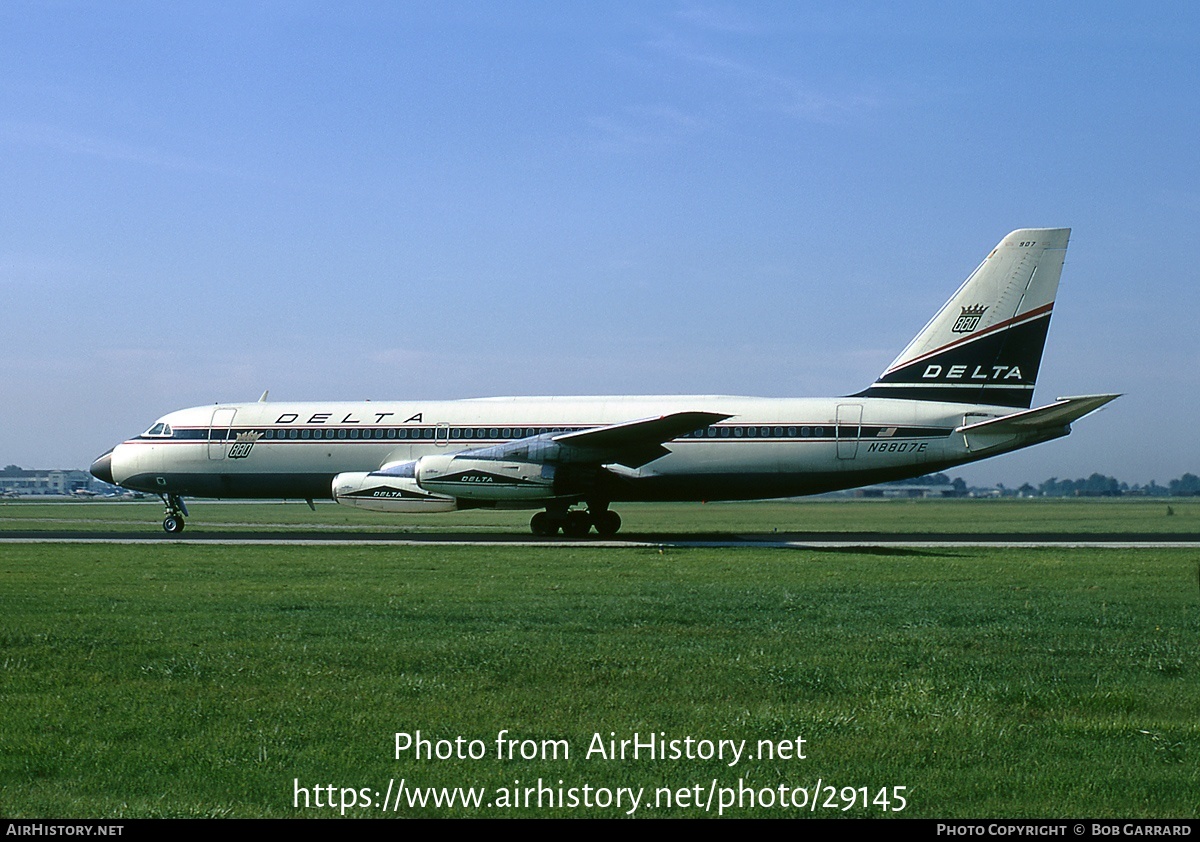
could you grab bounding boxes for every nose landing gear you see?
[161,493,188,534]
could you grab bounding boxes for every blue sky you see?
[2,2,1196,486]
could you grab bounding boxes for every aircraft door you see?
[836,404,863,460]
[435,423,449,446]
[208,408,237,459]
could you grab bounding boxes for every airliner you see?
[90,228,1117,536]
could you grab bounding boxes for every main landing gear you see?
[161,493,188,534]
[530,504,622,538]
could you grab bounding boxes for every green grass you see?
[2,496,1199,534]
[1,540,1197,817]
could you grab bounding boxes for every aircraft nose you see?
[90,450,115,485]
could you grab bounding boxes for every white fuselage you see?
[104,394,1055,504]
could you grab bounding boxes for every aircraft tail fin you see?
[857,228,1070,408]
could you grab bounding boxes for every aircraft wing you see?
[955,394,1120,435]
[553,411,729,450]
[404,410,730,471]
[371,410,730,477]
[546,410,730,467]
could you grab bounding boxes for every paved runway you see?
[3,529,1199,548]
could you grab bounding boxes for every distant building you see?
[0,467,98,496]
[853,484,959,499]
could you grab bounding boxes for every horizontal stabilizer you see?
[955,394,1120,435]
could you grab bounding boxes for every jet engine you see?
[332,471,458,512]
[414,454,556,501]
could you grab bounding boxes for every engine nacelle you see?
[415,454,556,501]
[332,471,458,512]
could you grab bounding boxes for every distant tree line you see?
[1035,473,1200,497]
[897,471,1200,497]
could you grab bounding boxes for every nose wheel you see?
[160,494,188,534]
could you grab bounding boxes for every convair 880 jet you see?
[91,229,1117,536]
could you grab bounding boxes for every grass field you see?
[3,496,1199,535]
[1,500,1197,818]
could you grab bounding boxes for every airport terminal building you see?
[0,467,98,496]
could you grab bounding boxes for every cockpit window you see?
[144,423,173,437]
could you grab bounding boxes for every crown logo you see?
[228,430,262,459]
[951,304,988,333]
